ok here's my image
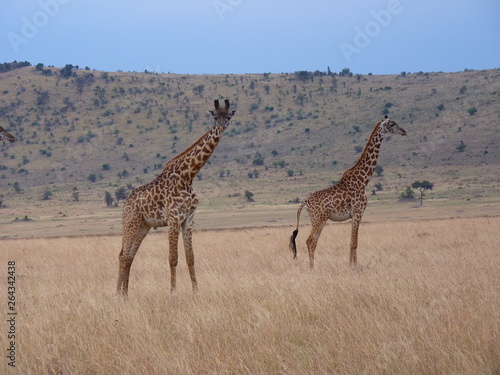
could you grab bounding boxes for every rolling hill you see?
[0,63,499,235]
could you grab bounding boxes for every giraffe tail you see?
[289,202,306,259]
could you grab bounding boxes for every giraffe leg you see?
[182,209,198,293]
[305,217,328,270]
[117,223,150,296]
[117,249,131,296]
[168,224,181,294]
[349,214,363,267]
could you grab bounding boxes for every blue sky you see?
[1,0,499,75]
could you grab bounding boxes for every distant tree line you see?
[294,67,355,82]
[0,61,31,73]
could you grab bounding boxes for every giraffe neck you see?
[339,123,384,189]
[164,125,222,184]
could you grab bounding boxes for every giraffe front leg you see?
[168,225,180,294]
[349,214,363,267]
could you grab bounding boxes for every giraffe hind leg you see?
[117,247,128,295]
[305,217,327,270]
[117,223,151,296]
[168,225,181,294]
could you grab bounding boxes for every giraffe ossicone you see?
[0,126,16,142]
[290,116,407,269]
[117,99,235,296]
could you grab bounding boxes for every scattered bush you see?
[467,107,477,116]
[456,141,466,152]
[244,190,254,202]
[252,153,265,166]
[104,191,114,206]
[399,186,415,200]
[115,187,128,204]
[42,189,53,200]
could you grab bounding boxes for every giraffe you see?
[117,99,235,296]
[289,116,407,269]
[0,126,16,142]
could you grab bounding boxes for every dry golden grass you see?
[2,217,499,374]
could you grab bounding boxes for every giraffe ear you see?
[214,100,220,110]
[209,110,215,117]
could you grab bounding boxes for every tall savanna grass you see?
[2,217,499,374]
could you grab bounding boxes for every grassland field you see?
[1,215,499,374]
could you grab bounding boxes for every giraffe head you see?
[0,126,16,142]
[209,99,235,132]
[380,115,407,136]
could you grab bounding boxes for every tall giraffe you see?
[290,116,407,269]
[0,126,16,142]
[117,99,235,296]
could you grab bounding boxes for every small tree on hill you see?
[399,186,415,200]
[104,191,114,206]
[42,189,53,200]
[193,85,204,97]
[467,107,477,116]
[252,153,265,166]
[115,187,129,205]
[13,182,22,193]
[375,165,384,177]
[456,141,466,152]
[412,180,434,205]
[244,190,254,202]
[60,64,75,78]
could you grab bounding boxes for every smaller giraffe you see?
[290,116,407,269]
[0,126,15,142]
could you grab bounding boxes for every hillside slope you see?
[0,65,499,227]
